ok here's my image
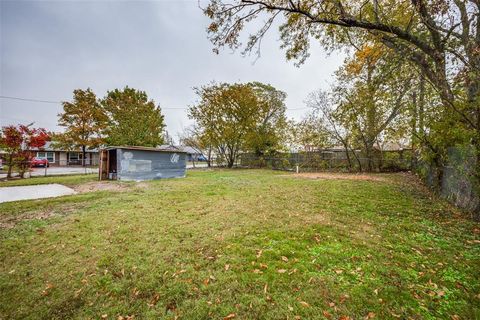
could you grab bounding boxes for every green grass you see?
[0,174,97,187]
[0,169,479,319]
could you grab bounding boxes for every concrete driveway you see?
[0,184,76,203]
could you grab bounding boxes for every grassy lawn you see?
[0,170,479,319]
[0,174,98,188]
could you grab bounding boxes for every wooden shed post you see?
[99,150,109,180]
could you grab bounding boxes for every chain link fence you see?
[416,146,479,218]
[0,161,98,178]
[239,151,413,173]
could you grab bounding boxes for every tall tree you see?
[289,112,331,152]
[245,82,288,156]
[333,44,411,171]
[189,82,287,167]
[102,87,166,147]
[57,88,107,165]
[205,0,479,128]
[205,0,480,216]
[189,82,258,168]
[304,90,362,170]
[0,125,49,178]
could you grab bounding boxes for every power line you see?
[0,95,310,111]
[0,95,61,104]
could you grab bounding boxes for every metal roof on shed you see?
[101,145,187,153]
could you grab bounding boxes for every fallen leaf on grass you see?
[277,269,287,273]
[365,312,376,319]
[172,269,187,277]
[41,283,54,296]
[148,293,160,307]
[299,301,310,307]
[323,310,332,318]
[339,294,349,303]
[256,250,263,258]
[281,256,289,262]
[165,301,177,312]
[224,264,230,271]
[131,288,140,297]
[224,313,236,319]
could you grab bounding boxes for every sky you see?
[0,0,344,142]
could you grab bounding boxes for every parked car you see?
[197,155,207,161]
[31,157,49,167]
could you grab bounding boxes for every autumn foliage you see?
[0,125,50,178]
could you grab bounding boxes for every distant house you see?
[180,146,204,162]
[158,144,204,162]
[158,144,183,152]
[374,142,411,152]
[29,142,99,166]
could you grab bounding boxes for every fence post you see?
[296,153,300,172]
[44,165,47,177]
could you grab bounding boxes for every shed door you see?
[99,150,108,180]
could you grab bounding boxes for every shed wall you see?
[116,149,186,181]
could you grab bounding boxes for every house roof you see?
[180,146,202,155]
[28,142,98,152]
[374,142,411,151]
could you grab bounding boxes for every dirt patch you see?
[289,172,387,182]
[74,181,150,193]
[73,181,130,193]
[0,206,78,229]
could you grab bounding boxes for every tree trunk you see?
[6,153,14,178]
[344,146,352,171]
[82,145,86,167]
[227,157,234,168]
[207,146,212,168]
[363,140,375,172]
[418,75,425,137]
[411,90,418,150]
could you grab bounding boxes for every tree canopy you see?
[57,88,107,163]
[0,124,49,178]
[101,87,166,147]
[188,82,287,167]
[205,0,480,217]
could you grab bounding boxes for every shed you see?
[99,146,186,181]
